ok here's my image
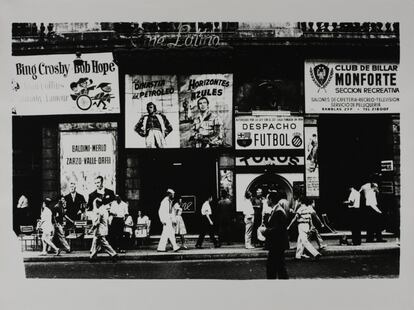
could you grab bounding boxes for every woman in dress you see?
[37,198,60,256]
[173,197,188,249]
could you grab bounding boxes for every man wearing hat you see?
[157,189,180,252]
[134,102,173,148]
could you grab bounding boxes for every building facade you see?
[12,22,400,236]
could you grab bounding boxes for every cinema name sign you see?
[130,23,221,48]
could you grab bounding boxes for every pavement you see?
[21,231,399,263]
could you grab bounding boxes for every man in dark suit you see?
[87,176,116,210]
[64,181,86,222]
[260,192,290,279]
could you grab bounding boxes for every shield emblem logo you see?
[236,132,252,148]
[313,64,330,87]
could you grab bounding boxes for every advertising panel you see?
[179,74,233,148]
[125,73,233,148]
[236,156,304,167]
[60,131,117,201]
[304,126,319,197]
[235,115,303,150]
[12,53,120,115]
[125,75,180,148]
[305,61,399,113]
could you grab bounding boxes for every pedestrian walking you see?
[288,196,321,260]
[251,188,265,247]
[37,198,60,256]
[195,196,219,248]
[307,200,327,250]
[89,198,118,261]
[157,189,180,252]
[242,191,255,249]
[259,192,289,279]
[173,197,188,249]
[51,197,71,253]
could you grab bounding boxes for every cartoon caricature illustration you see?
[70,78,114,111]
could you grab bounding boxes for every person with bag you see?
[259,192,290,279]
[288,196,321,260]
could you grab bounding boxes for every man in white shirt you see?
[344,185,361,245]
[360,181,385,242]
[157,189,180,252]
[195,196,219,248]
[109,195,129,253]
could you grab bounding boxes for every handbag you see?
[257,224,266,242]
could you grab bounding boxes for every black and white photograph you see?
[1,1,414,309]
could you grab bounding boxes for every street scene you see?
[11,21,400,280]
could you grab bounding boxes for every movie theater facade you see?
[12,22,400,235]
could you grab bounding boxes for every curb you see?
[23,246,399,263]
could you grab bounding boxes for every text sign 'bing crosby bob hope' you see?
[235,115,304,150]
[305,61,399,114]
[11,53,120,115]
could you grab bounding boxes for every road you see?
[24,252,399,279]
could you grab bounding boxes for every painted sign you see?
[179,74,233,148]
[305,61,399,113]
[305,126,319,197]
[60,131,117,201]
[181,195,196,213]
[125,73,233,148]
[125,75,180,148]
[381,160,394,172]
[11,53,120,115]
[235,115,303,150]
[236,156,304,167]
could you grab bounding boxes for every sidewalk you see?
[21,231,399,263]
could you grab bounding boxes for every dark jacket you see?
[87,188,115,210]
[263,207,290,251]
[64,192,86,221]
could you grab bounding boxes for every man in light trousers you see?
[157,189,180,252]
[243,191,255,249]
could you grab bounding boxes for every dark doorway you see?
[318,115,393,229]
[139,150,218,234]
[12,117,43,235]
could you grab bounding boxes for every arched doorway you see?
[245,173,293,207]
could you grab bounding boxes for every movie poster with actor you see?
[178,74,233,148]
[125,75,180,148]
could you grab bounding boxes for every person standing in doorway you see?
[343,185,362,245]
[242,191,255,249]
[195,196,219,248]
[157,189,180,252]
[360,179,385,242]
[259,192,289,279]
[217,189,233,246]
[251,188,265,247]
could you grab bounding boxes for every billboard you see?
[60,130,117,201]
[305,61,399,113]
[125,73,233,148]
[304,126,319,197]
[125,75,180,148]
[235,115,304,150]
[12,53,120,115]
